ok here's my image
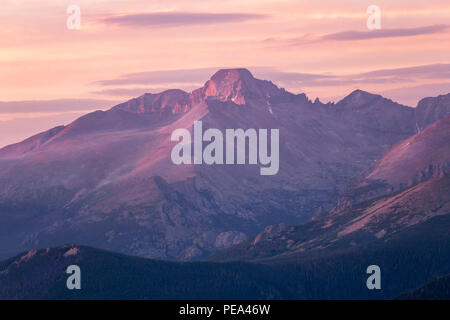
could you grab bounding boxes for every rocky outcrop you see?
[0,69,449,261]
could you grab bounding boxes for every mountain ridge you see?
[0,68,448,261]
[332,115,450,213]
[2,212,450,299]
[1,68,435,155]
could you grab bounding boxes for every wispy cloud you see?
[93,68,219,86]
[323,24,450,41]
[101,12,268,28]
[91,67,272,97]
[381,82,450,107]
[90,88,159,97]
[0,99,116,114]
[91,64,450,98]
[357,63,450,79]
[304,8,450,20]
[266,25,450,47]
[258,64,450,88]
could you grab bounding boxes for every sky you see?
[1,0,450,147]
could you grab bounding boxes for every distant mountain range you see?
[0,68,449,262]
[1,68,449,299]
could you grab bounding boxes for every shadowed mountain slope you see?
[398,273,450,300]
[0,69,448,261]
[333,115,450,213]
[211,117,450,262]
[2,213,450,299]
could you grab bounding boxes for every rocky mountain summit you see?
[0,68,448,261]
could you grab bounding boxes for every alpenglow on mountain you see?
[0,68,448,260]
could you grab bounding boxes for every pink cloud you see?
[323,24,450,41]
[102,12,268,28]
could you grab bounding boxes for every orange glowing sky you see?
[1,0,450,147]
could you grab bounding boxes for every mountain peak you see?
[335,89,387,109]
[210,68,255,84]
[197,68,281,105]
[202,68,257,105]
[113,89,190,114]
[345,89,379,102]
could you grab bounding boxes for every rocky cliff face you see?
[0,68,448,261]
[212,174,450,262]
[212,116,450,262]
[333,115,450,213]
[415,93,450,130]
